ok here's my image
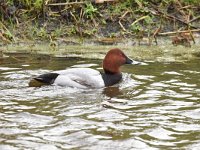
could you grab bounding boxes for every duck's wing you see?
[54,68,99,76]
[54,68,105,88]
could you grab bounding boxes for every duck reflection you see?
[103,86,123,98]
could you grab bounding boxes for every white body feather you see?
[53,68,105,88]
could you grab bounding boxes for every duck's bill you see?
[125,57,134,64]
[125,56,148,65]
[131,60,148,65]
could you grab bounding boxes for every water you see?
[0,53,200,150]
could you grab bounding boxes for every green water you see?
[0,52,200,150]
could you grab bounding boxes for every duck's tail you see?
[29,73,59,87]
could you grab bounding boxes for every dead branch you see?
[118,11,131,31]
[47,2,85,6]
[152,26,162,45]
[118,21,126,31]
[189,16,200,23]
[95,0,115,3]
[70,11,78,23]
[119,10,131,20]
[131,15,149,26]
[188,29,195,44]
[149,5,198,29]
[158,29,200,36]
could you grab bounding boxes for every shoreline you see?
[1,37,200,63]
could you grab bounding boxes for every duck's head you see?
[103,48,133,74]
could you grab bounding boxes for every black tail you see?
[34,73,59,84]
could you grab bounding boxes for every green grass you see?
[0,0,199,43]
[181,0,200,4]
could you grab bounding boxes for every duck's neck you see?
[104,69,117,75]
[103,66,121,74]
[101,72,122,87]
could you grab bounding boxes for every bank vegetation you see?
[0,0,200,46]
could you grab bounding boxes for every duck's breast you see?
[53,68,105,88]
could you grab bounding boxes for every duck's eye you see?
[120,53,125,57]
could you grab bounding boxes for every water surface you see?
[0,53,200,150]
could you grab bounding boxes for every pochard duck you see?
[29,48,141,88]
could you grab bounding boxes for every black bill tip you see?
[125,56,133,64]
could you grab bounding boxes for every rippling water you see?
[0,54,200,150]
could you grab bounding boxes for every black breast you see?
[101,73,122,86]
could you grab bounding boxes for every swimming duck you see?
[29,48,141,88]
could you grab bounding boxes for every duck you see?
[29,48,142,88]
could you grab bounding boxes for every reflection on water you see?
[0,54,200,150]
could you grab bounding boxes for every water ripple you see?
[0,59,200,149]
